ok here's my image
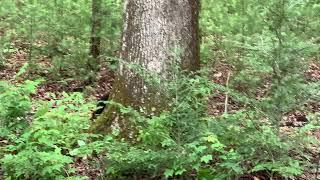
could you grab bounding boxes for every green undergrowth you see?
[0,81,98,179]
[0,70,319,179]
[86,63,320,179]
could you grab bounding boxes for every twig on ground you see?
[224,72,231,114]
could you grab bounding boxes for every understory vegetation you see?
[0,0,320,179]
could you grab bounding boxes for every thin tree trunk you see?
[89,0,102,69]
[90,0,200,139]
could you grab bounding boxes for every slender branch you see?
[224,72,231,114]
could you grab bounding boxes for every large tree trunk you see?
[90,0,200,139]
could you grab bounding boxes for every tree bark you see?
[90,0,200,139]
[89,0,102,69]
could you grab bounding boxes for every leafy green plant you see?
[1,148,73,179]
[1,92,97,179]
[89,60,319,179]
[208,111,317,179]
[0,80,40,134]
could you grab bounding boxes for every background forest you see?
[0,0,320,179]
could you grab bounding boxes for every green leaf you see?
[14,63,29,79]
[77,140,86,147]
[175,168,186,176]
[206,134,218,143]
[164,169,174,178]
[35,106,49,117]
[201,155,213,163]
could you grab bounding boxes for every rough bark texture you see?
[90,0,200,139]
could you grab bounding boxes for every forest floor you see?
[1,49,320,179]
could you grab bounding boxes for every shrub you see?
[1,92,97,179]
[0,80,40,134]
[90,66,319,179]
